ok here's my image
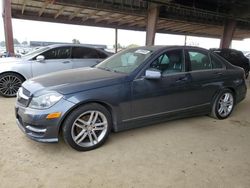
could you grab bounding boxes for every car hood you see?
[22,67,127,96]
[0,57,23,64]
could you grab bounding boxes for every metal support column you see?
[2,0,14,55]
[115,28,118,53]
[146,3,159,46]
[220,19,236,49]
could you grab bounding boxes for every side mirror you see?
[145,68,161,79]
[36,55,45,62]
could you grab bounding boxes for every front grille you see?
[17,87,30,107]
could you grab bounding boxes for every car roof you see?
[210,48,240,53]
[131,45,208,52]
[46,43,105,50]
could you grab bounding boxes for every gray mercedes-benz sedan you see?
[15,46,247,151]
[0,44,110,97]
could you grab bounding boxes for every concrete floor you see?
[0,89,250,188]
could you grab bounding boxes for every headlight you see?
[29,92,62,109]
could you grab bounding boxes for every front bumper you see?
[15,98,75,143]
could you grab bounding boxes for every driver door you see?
[131,49,195,119]
[31,46,73,77]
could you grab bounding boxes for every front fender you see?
[0,61,32,79]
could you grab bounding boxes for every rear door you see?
[185,48,226,105]
[71,47,108,68]
[31,46,72,77]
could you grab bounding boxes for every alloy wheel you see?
[71,110,108,147]
[217,92,234,117]
[0,75,22,97]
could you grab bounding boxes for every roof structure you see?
[10,0,250,40]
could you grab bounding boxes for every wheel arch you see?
[211,87,236,108]
[226,87,236,97]
[0,71,27,81]
[58,100,118,135]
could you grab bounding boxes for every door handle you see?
[176,76,188,83]
[214,72,223,77]
[62,61,70,64]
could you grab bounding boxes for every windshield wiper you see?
[97,67,112,72]
[97,66,125,74]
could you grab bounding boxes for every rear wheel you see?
[0,73,24,97]
[245,71,249,78]
[211,89,235,119]
[62,103,112,151]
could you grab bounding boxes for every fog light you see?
[46,112,62,119]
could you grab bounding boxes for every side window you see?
[96,50,108,59]
[150,49,184,76]
[210,54,224,69]
[72,47,99,59]
[41,47,71,59]
[188,51,211,71]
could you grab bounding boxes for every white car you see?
[0,44,110,97]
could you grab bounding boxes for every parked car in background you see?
[0,44,110,97]
[210,48,250,78]
[244,52,250,62]
[15,46,247,151]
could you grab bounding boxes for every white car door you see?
[71,47,107,69]
[31,46,73,77]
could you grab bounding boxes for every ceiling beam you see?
[21,0,27,14]
[55,0,147,16]
[82,15,89,22]
[95,13,116,23]
[81,10,99,22]
[54,6,65,19]
[157,21,178,29]
[69,8,84,20]
[38,0,51,17]
[118,17,144,26]
[88,10,99,17]
[107,15,134,24]
[128,17,146,27]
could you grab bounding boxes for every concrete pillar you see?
[146,3,159,46]
[220,19,236,48]
[2,0,14,55]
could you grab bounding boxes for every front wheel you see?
[62,103,112,151]
[211,89,235,119]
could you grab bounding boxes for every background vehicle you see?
[0,44,110,97]
[15,46,247,151]
[244,52,250,62]
[210,48,250,78]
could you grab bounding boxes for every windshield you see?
[22,47,50,60]
[96,48,153,74]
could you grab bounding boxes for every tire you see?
[245,71,249,79]
[0,73,25,97]
[62,103,112,151]
[210,89,235,119]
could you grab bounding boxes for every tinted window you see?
[96,50,108,59]
[188,51,211,71]
[41,47,71,59]
[72,47,103,59]
[210,54,224,69]
[150,49,184,76]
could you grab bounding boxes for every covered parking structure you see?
[2,0,250,54]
